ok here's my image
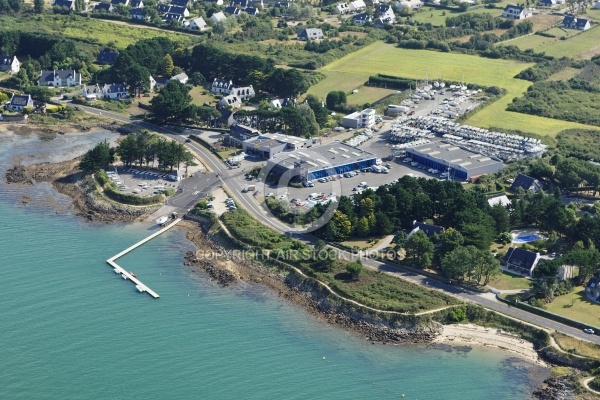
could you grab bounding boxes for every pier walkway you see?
[106,218,182,298]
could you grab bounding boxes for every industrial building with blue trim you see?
[266,142,377,181]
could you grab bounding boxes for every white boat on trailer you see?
[156,215,169,225]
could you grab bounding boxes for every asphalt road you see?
[76,104,600,344]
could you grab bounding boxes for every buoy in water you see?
[322,357,326,360]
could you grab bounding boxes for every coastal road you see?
[76,105,600,344]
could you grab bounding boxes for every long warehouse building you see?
[266,142,377,181]
[406,140,504,181]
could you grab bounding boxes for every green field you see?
[311,42,598,136]
[0,15,197,49]
[510,25,600,59]
[545,287,600,329]
[411,6,502,26]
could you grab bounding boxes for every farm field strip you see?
[509,25,600,59]
[316,42,598,136]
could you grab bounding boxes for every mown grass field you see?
[487,271,531,290]
[312,42,598,136]
[545,287,600,329]
[0,15,197,49]
[510,25,600,59]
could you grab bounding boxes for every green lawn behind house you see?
[488,271,532,290]
[545,286,600,329]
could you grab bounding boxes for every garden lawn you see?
[509,25,600,59]
[315,42,597,137]
[545,286,600,329]
[189,86,217,106]
[488,271,531,290]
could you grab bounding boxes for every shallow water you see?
[0,131,548,399]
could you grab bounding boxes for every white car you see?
[266,193,274,197]
[584,328,595,334]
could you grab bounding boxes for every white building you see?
[169,72,189,85]
[0,55,20,74]
[186,17,208,31]
[5,94,33,112]
[342,108,376,129]
[211,11,227,23]
[502,5,532,19]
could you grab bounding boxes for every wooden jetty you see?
[106,218,182,298]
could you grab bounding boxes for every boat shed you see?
[265,142,376,181]
[405,140,505,181]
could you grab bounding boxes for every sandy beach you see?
[433,323,546,366]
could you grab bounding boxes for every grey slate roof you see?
[39,69,81,83]
[224,6,240,14]
[170,0,189,6]
[510,173,542,192]
[97,50,119,65]
[412,221,444,238]
[10,94,31,106]
[103,82,128,93]
[54,0,75,8]
[503,247,538,270]
[0,55,16,66]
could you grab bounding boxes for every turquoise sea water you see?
[0,132,547,399]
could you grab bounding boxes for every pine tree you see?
[34,0,44,13]
[161,54,174,77]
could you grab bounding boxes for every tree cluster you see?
[80,141,116,173]
[318,176,502,251]
[116,132,193,171]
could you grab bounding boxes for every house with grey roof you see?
[97,50,119,65]
[185,17,208,31]
[82,84,102,100]
[374,4,395,23]
[169,72,189,85]
[38,70,82,87]
[212,79,235,94]
[353,12,372,25]
[230,0,249,7]
[5,94,33,112]
[94,3,114,12]
[224,6,241,14]
[510,173,543,193]
[409,220,444,238]
[585,269,600,302]
[211,11,227,23]
[502,4,532,19]
[53,0,75,10]
[170,0,190,7]
[130,7,149,19]
[297,28,324,41]
[102,83,129,99]
[111,0,129,5]
[503,247,541,276]
[0,55,20,74]
[562,15,591,30]
[130,0,143,7]
[246,6,259,15]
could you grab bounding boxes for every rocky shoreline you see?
[4,159,159,223]
[180,219,452,346]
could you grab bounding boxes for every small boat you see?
[113,268,120,274]
[136,285,145,293]
[122,273,128,280]
[156,215,169,225]
[130,271,137,278]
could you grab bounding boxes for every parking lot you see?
[106,167,180,197]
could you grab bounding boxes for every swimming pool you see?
[513,234,544,243]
